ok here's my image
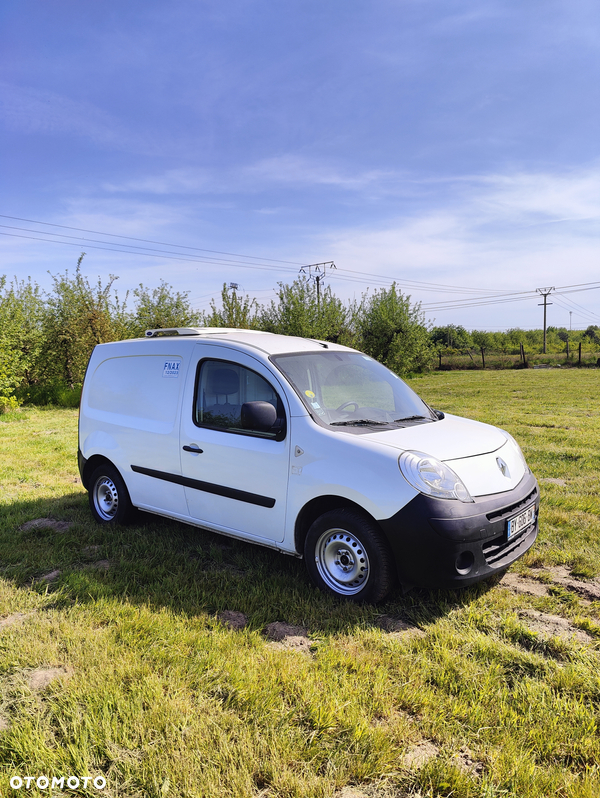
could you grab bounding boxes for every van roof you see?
[141,327,352,356]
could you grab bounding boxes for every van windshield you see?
[271,351,436,429]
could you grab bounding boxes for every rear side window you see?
[194,360,286,440]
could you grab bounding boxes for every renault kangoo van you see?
[78,328,538,602]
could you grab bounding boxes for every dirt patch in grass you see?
[452,746,485,777]
[500,566,600,604]
[335,784,413,798]
[499,572,549,597]
[336,789,370,798]
[0,612,30,629]
[26,666,71,691]
[217,610,248,630]
[87,559,111,571]
[401,740,439,769]
[377,615,427,639]
[519,609,593,643]
[81,545,101,555]
[264,621,312,653]
[35,569,61,584]
[547,566,600,602]
[19,518,72,533]
[540,477,567,486]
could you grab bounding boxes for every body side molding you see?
[130,465,276,508]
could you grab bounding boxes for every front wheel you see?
[89,464,134,524]
[304,509,395,603]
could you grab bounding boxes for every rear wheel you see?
[304,508,395,603]
[89,464,134,524]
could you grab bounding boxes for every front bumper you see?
[78,448,88,488]
[378,469,539,589]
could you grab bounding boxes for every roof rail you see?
[144,327,276,339]
[144,327,202,337]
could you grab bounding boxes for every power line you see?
[0,213,524,296]
[0,226,303,274]
[554,294,600,317]
[0,214,308,266]
[0,230,303,275]
[2,213,600,320]
[334,266,513,295]
[552,296,600,325]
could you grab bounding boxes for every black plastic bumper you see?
[378,470,539,589]
[78,449,88,487]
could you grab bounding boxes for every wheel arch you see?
[80,454,119,491]
[294,495,381,556]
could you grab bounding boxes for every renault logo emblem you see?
[496,457,510,478]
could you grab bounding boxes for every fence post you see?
[579,342,582,365]
[480,347,485,369]
[566,340,569,360]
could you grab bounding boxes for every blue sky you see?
[1,0,600,330]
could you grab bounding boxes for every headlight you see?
[503,432,529,470]
[398,450,474,502]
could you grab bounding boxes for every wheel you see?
[304,509,395,603]
[335,401,359,412]
[88,464,134,524]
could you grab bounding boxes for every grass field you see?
[1,369,599,797]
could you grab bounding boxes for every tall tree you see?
[0,276,45,401]
[41,254,122,387]
[355,283,433,374]
[204,283,259,328]
[129,281,200,338]
[259,278,352,344]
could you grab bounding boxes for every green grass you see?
[0,370,599,797]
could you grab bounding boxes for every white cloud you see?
[0,81,155,154]
[242,155,393,191]
[102,155,397,197]
[476,169,600,225]
[102,169,214,195]
[318,165,600,326]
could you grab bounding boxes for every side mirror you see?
[241,401,278,432]
[433,409,445,420]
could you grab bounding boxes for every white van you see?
[78,328,538,602]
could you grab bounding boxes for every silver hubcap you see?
[314,528,369,595]
[93,476,119,521]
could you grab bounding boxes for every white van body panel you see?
[444,440,525,496]
[80,341,193,516]
[359,414,507,461]
[284,415,420,526]
[360,414,525,496]
[179,343,292,543]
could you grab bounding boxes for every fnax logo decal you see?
[162,360,182,378]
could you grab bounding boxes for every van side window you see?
[194,360,286,439]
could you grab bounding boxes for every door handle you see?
[182,445,204,454]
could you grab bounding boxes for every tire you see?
[304,508,395,603]
[88,464,134,525]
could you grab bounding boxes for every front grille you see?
[482,524,536,566]
[485,486,538,524]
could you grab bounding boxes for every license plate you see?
[507,504,536,540]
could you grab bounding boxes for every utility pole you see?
[536,287,555,354]
[299,262,336,309]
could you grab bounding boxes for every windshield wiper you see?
[393,415,432,423]
[330,419,389,426]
